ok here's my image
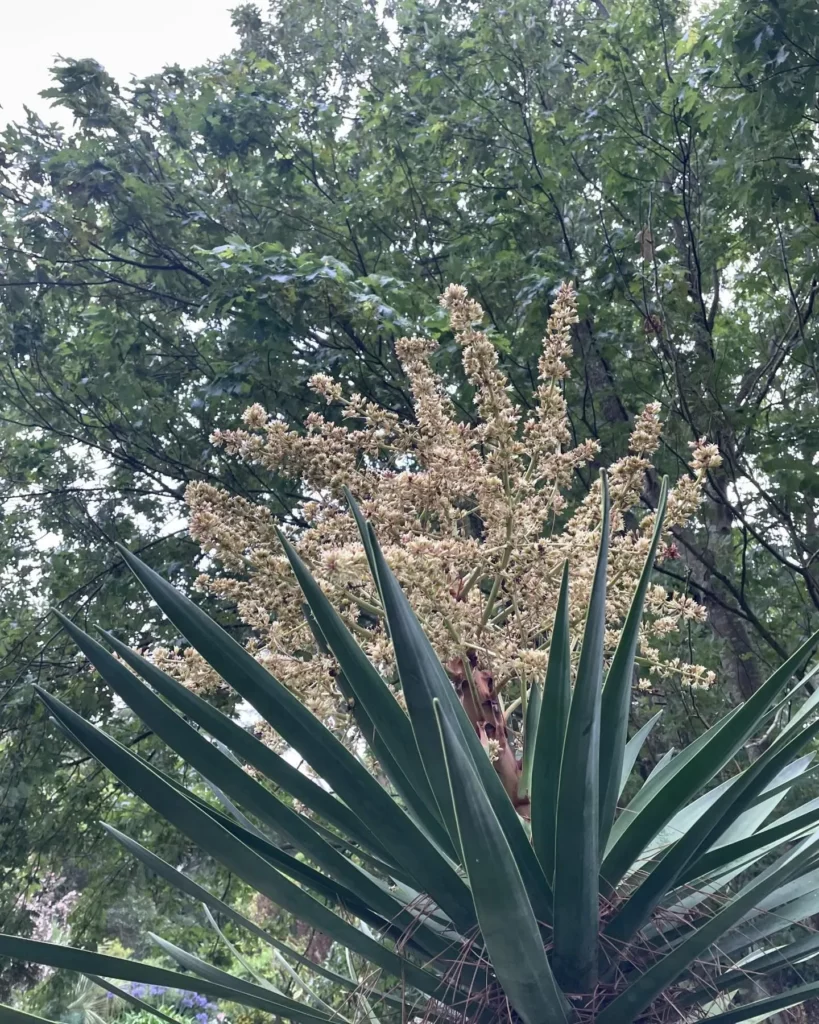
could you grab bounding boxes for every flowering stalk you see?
[176,283,721,781]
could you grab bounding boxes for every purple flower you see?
[195,1014,208,1024]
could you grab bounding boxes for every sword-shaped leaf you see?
[682,797,819,883]
[552,475,609,992]
[0,1008,58,1024]
[597,829,819,1023]
[148,932,318,1014]
[701,982,819,1024]
[619,711,663,797]
[712,886,819,959]
[713,753,815,847]
[433,700,569,1024]
[34,688,447,1001]
[606,713,819,945]
[100,823,369,997]
[353,498,553,925]
[688,930,819,1007]
[98,627,386,859]
[598,477,668,847]
[108,752,427,950]
[85,976,182,1024]
[113,543,475,932]
[275,528,453,852]
[601,628,819,891]
[54,612,430,939]
[517,679,542,803]
[530,561,571,883]
[0,935,331,1024]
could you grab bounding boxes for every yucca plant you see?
[8,480,819,1024]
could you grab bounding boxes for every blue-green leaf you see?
[530,561,571,884]
[351,497,553,925]
[552,474,609,992]
[619,711,663,796]
[434,700,569,1024]
[598,477,668,847]
[35,688,447,1001]
[98,627,386,859]
[113,543,473,932]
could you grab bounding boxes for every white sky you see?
[0,0,239,128]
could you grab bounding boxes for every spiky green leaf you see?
[55,612,431,942]
[598,477,668,846]
[0,935,331,1024]
[597,829,819,1023]
[518,679,542,802]
[552,474,609,992]
[355,501,553,924]
[696,981,819,1024]
[99,824,377,999]
[98,627,386,859]
[433,700,569,1024]
[35,688,447,1001]
[601,629,819,891]
[113,543,474,932]
[86,975,182,1024]
[619,711,663,796]
[606,713,819,945]
[275,528,453,852]
[530,561,571,883]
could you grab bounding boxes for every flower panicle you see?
[180,283,717,733]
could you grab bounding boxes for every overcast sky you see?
[1,0,238,127]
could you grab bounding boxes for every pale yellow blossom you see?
[179,284,716,733]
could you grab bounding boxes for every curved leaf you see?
[0,935,331,1024]
[601,629,819,892]
[55,613,421,938]
[682,796,819,883]
[113,544,470,929]
[517,680,542,802]
[357,503,553,925]
[98,627,386,860]
[99,823,373,999]
[606,713,819,945]
[85,975,183,1024]
[712,887,819,959]
[148,932,314,1014]
[597,828,819,1023]
[275,529,448,848]
[697,981,819,1024]
[35,688,446,1001]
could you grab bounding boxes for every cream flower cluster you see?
[177,284,719,728]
